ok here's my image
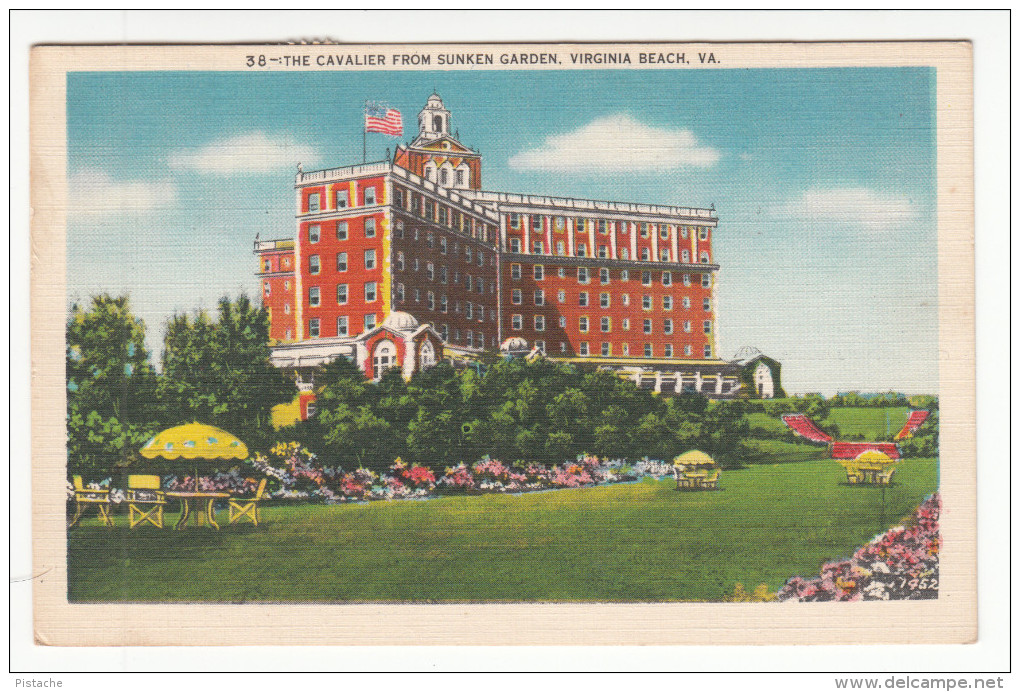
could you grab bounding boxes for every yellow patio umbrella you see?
[853,450,897,466]
[140,423,249,491]
[673,450,715,467]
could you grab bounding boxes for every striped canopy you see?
[139,423,248,461]
[673,450,715,466]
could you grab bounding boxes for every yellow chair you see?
[228,478,268,526]
[877,468,896,485]
[701,469,721,489]
[69,475,114,528]
[127,474,167,529]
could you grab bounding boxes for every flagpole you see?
[363,100,367,164]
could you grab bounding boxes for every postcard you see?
[31,41,974,645]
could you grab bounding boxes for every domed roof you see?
[382,311,419,332]
[500,336,528,351]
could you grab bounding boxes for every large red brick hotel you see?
[255,93,780,399]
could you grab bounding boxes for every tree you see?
[66,294,159,477]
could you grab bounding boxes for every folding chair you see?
[69,475,114,528]
[228,478,268,526]
[127,474,167,529]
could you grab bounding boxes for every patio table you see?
[166,491,231,530]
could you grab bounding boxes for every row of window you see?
[307,218,375,244]
[508,237,710,263]
[395,256,494,295]
[510,314,712,335]
[308,314,377,338]
[306,185,377,214]
[308,282,377,307]
[308,250,376,275]
[511,264,713,288]
[395,284,493,322]
[392,186,495,243]
[511,288,711,311]
[261,256,293,273]
[508,214,710,242]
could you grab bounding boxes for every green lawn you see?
[823,406,912,439]
[68,457,938,603]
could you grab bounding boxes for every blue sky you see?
[67,67,937,394]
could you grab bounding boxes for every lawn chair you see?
[228,478,268,526]
[127,474,167,529]
[701,469,721,490]
[69,475,114,528]
[876,468,896,485]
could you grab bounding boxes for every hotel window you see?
[619,247,629,260]
[263,282,270,296]
[534,289,545,306]
[575,219,586,233]
[622,318,630,331]
[441,324,449,341]
[309,255,320,274]
[702,274,712,288]
[411,196,420,215]
[704,298,711,311]
[509,213,520,229]
[364,281,377,302]
[512,314,522,330]
[478,305,484,320]
[465,329,473,347]
[703,320,712,334]
[662,271,672,287]
[465,275,473,291]
[365,218,376,238]
[701,251,710,263]
[558,267,566,278]
[396,252,405,271]
[600,293,610,308]
[337,316,348,337]
[453,270,459,283]
[600,268,610,284]
[336,284,348,305]
[558,289,566,303]
[642,295,652,310]
[640,248,650,261]
[283,258,291,270]
[660,226,670,240]
[660,248,670,262]
[598,245,608,258]
[684,320,692,333]
[309,318,320,337]
[395,221,405,239]
[535,340,545,352]
[663,296,673,310]
[308,194,321,213]
[683,297,691,309]
[363,187,376,205]
[683,273,692,286]
[263,259,272,272]
[465,246,473,262]
[532,240,544,254]
[579,317,589,333]
[531,215,542,232]
[511,263,521,279]
[456,169,465,186]
[426,262,434,280]
[396,284,404,302]
[699,227,709,241]
[622,343,630,356]
[335,188,349,208]
[534,265,544,280]
[285,280,290,290]
[596,219,607,234]
[644,319,652,334]
[622,294,630,306]
[704,344,712,358]
[454,329,460,341]
[510,238,521,253]
[685,345,693,356]
[579,342,589,357]
[579,292,589,307]
[440,296,448,313]
[365,249,376,270]
[681,227,689,239]
[664,319,674,335]
[428,292,435,310]
[309,224,321,243]
[465,302,473,319]
[578,267,590,284]
[535,315,545,331]
[440,266,448,283]
[576,244,587,257]
[440,169,449,186]
[476,277,484,293]
[284,303,290,314]
[555,217,565,231]
[601,317,611,333]
[559,316,567,328]
[426,233,435,249]
[644,343,653,357]
[394,187,405,208]
[440,237,447,254]
[336,252,348,272]
[308,287,320,306]
[639,223,649,238]
[556,241,565,255]
[425,200,435,219]
[414,288,420,302]
[664,344,673,357]
[512,289,522,305]
[601,342,611,356]
[332,221,346,241]
[682,250,690,263]
[478,251,484,267]
[364,314,376,331]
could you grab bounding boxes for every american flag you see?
[364,103,402,136]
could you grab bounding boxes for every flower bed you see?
[777,493,940,602]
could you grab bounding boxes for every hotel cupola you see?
[394,92,482,190]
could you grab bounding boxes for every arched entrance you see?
[372,340,397,380]
[419,340,436,371]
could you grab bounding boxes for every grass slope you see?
[823,406,912,440]
[68,458,937,603]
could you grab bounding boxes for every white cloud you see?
[168,131,318,173]
[508,114,719,173]
[786,187,917,231]
[69,168,177,216]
